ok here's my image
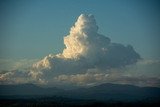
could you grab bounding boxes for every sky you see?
[0,0,160,87]
[0,0,160,59]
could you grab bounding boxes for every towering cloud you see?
[30,14,140,84]
[1,14,144,86]
[34,14,140,69]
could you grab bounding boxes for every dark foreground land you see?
[0,96,160,107]
[0,83,160,107]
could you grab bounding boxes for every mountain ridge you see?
[0,83,160,101]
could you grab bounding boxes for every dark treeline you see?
[0,97,160,107]
[1,83,160,107]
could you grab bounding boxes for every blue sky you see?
[0,0,160,59]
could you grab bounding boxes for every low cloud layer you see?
[54,59,160,87]
[1,59,160,87]
[1,14,159,87]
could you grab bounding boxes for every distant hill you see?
[0,83,64,96]
[0,83,160,102]
[66,83,160,101]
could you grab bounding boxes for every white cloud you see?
[54,69,109,86]
[32,14,140,76]
[3,14,159,87]
[0,70,30,84]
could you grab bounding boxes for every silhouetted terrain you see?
[0,83,64,96]
[0,83,160,107]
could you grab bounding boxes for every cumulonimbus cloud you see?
[28,14,140,85]
[1,14,150,87]
[33,14,140,73]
